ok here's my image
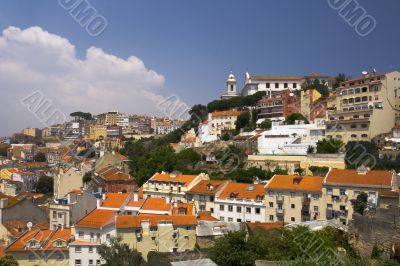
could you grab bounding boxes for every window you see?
[75,259,82,266]
[313,194,319,200]
[228,205,233,212]
[89,246,93,253]
[293,83,297,88]
[29,254,35,261]
[284,83,288,88]
[228,218,233,222]
[350,124,357,129]
[220,216,224,221]
[219,205,224,211]
[106,234,110,240]
[275,83,279,88]
[351,134,357,138]
[361,134,368,138]
[97,260,101,266]
[327,187,333,195]
[246,207,251,213]
[75,246,82,253]
[361,124,368,128]
[236,206,242,213]
[269,202,273,208]
[355,88,361,93]
[53,211,57,219]
[58,213,62,218]
[290,192,295,198]
[266,83,270,88]
[314,206,319,212]
[340,189,346,196]
[362,87,368,92]
[291,204,295,209]
[237,218,242,222]
[255,208,261,214]
[55,240,64,247]
[78,231,84,238]
[56,254,63,261]
[268,191,274,196]
[269,215,274,221]
[89,260,93,266]
[187,194,193,201]
[291,217,295,222]
[210,196,214,202]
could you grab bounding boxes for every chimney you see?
[133,192,138,202]
[166,196,171,204]
[102,193,106,200]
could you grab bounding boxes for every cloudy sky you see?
[0,0,399,136]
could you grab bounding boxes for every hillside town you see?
[0,69,400,265]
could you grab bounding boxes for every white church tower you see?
[221,70,239,99]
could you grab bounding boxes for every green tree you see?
[0,255,18,266]
[175,148,201,170]
[316,139,344,154]
[285,113,309,125]
[308,166,329,176]
[0,144,8,157]
[35,175,54,195]
[354,192,368,215]
[147,251,170,266]
[259,119,272,129]
[345,141,378,169]
[98,237,142,266]
[82,172,92,183]
[33,152,46,162]
[70,111,93,120]
[302,79,330,97]
[235,112,251,130]
[221,133,231,141]
[333,73,351,90]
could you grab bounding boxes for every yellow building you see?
[0,168,18,180]
[22,128,40,138]
[116,214,197,259]
[300,89,322,121]
[185,180,229,214]
[322,167,396,225]
[326,71,400,143]
[265,175,324,224]
[208,110,241,137]
[89,125,107,140]
[6,227,71,266]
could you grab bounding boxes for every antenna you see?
[370,67,377,74]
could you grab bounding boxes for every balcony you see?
[276,195,284,202]
[326,210,334,220]
[276,208,284,215]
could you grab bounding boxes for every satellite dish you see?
[27,222,33,228]
[362,71,368,75]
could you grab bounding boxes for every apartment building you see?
[116,212,197,258]
[326,71,400,143]
[257,89,300,120]
[155,121,180,135]
[22,127,41,138]
[208,110,241,137]
[54,167,83,199]
[49,190,97,230]
[322,167,396,225]
[185,180,229,214]
[257,121,325,155]
[214,182,265,223]
[88,125,107,140]
[6,227,72,266]
[265,175,324,224]
[300,89,327,122]
[70,209,117,266]
[93,166,136,193]
[142,172,208,202]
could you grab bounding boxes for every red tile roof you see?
[198,211,219,222]
[140,198,171,212]
[187,180,226,195]
[211,110,241,117]
[96,166,134,181]
[218,182,265,200]
[266,175,323,192]
[325,169,393,188]
[101,193,131,208]
[76,209,116,229]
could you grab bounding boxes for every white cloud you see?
[0,26,167,136]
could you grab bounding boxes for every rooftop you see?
[76,209,116,229]
[149,173,199,187]
[211,110,241,117]
[116,214,197,229]
[266,175,323,192]
[218,182,264,200]
[187,180,226,195]
[324,168,393,188]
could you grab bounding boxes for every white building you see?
[198,121,218,143]
[221,71,239,99]
[69,209,117,266]
[241,72,334,96]
[214,183,266,223]
[257,120,325,155]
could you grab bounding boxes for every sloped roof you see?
[218,182,265,200]
[76,209,116,229]
[187,180,226,195]
[325,169,393,187]
[116,214,197,229]
[266,175,323,192]
[149,173,198,187]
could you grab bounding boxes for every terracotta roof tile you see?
[140,198,171,212]
[76,209,116,229]
[211,111,241,117]
[198,211,219,222]
[114,152,128,161]
[187,180,226,195]
[96,166,134,181]
[218,182,265,200]
[101,193,131,208]
[266,175,323,192]
[325,169,393,187]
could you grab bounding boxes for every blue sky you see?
[0,0,399,135]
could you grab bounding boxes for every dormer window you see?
[207,184,214,190]
[256,195,263,201]
[55,240,65,247]
[230,192,237,199]
[28,240,39,248]
[178,207,186,215]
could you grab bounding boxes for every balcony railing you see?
[276,195,284,202]
[276,208,284,215]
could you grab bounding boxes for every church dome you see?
[227,71,236,82]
